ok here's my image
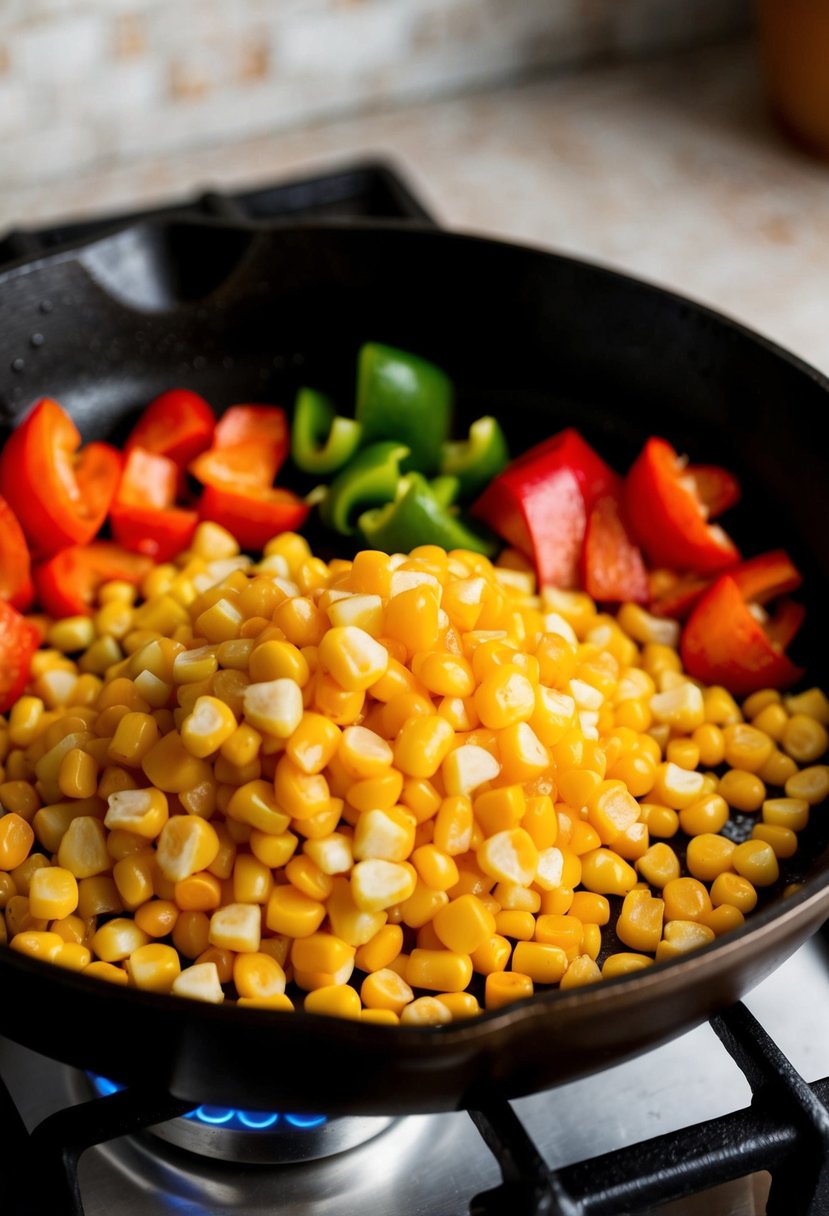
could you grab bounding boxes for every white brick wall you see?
[0,0,752,189]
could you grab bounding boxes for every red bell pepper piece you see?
[680,574,805,696]
[625,437,740,573]
[581,495,649,603]
[0,600,39,713]
[650,548,802,621]
[189,441,278,491]
[125,389,215,471]
[0,495,34,611]
[214,404,289,455]
[648,570,712,620]
[0,399,122,554]
[110,447,197,562]
[34,543,153,618]
[198,485,309,552]
[685,464,741,519]
[471,429,621,589]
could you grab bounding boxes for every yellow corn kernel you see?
[208,902,260,953]
[650,683,705,732]
[511,940,568,984]
[782,715,829,765]
[468,933,511,974]
[225,780,289,835]
[692,723,726,768]
[285,713,341,776]
[665,738,700,771]
[9,697,45,747]
[156,816,220,882]
[702,685,742,726]
[678,793,730,837]
[134,899,179,938]
[497,722,550,784]
[602,952,654,979]
[435,991,481,1019]
[292,801,341,841]
[431,893,496,954]
[560,954,602,989]
[582,922,602,960]
[732,839,779,887]
[265,885,326,938]
[743,688,781,718]
[355,924,404,973]
[649,762,706,810]
[722,723,775,773]
[477,828,538,887]
[413,651,475,699]
[171,909,210,959]
[173,646,218,685]
[56,748,98,801]
[685,833,736,882]
[304,984,362,1020]
[534,913,583,958]
[304,832,353,876]
[0,781,39,821]
[662,876,712,922]
[785,765,829,805]
[758,748,799,787]
[474,785,525,837]
[112,849,155,910]
[655,920,716,961]
[273,757,331,821]
[485,970,533,1010]
[474,666,535,730]
[328,875,388,946]
[521,795,557,851]
[398,995,451,1025]
[398,878,450,928]
[104,788,169,839]
[175,872,222,912]
[233,952,286,999]
[141,732,211,794]
[384,585,440,655]
[347,771,405,816]
[219,723,262,771]
[585,780,640,846]
[751,823,798,859]
[0,873,16,908]
[699,904,745,936]
[28,867,79,921]
[5,894,46,937]
[91,917,149,962]
[10,929,65,961]
[617,603,680,647]
[249,829,298,869]
[432,796,473,856]
[337,726,392,781]
[705,875,753,914]
[394,716,455,780]
[77,875,123,918]
[177,696,237,759]
[317,626,389,693]
[57,816,110,878]
[718,769,766,812]
[750,703,789,743]
[351,859,416,912]
[84,959,129,985]
[637,804,680,839]
[125,942,181,993]
[410,844,459,892]
[360,968,414,1013]
[579,848,637,896]
[762,797,810,832]
[784,687,829,724]
[569,891,610,925]
[407,947,473,992]
[0,813,35,870]
[284,854,331,902]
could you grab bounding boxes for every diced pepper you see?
[319,442,410,536]
[110,447,197,562]
[213,404,289,462]
[0,398,122,553]
[650,549,802,621]
[0,600,39,712]
[624,437,740,572]
[198,485,309,551]
[291,388,362,475]
[681,574,805,696]
[189,441,277,491]
[33,543,153,618]
[686,464,741,519]
[125,389,215,472]
[358,473,497,557]
[356,343,452,473]
[0,495,33,610]
[472,428,619,588]
[581,495,649,603]
[439,416,509,499]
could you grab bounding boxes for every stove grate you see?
[470,1003,829,1216]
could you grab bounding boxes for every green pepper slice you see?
[319,441,410,535]
[356,343,452,474]
[358,473,498,557]
[291,388,362,475]
[440,415,509,499]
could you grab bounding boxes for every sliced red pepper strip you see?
[686,464,741,519]
[648,570,712,620]
[625,437,740,573]
[198,485,309,552]
[471,429,619,589]
[581,496,649,603]
[650,549,802,621]
[189,441,277,491]
[125,389,215,469]
[34,543,153,618]
[0,399,122,554]
[111,446,197,562]
[0,494,34,611]
[763,598,806,652]
[214,404,288,464]
[0,600,39,713]
[680,575,804,696]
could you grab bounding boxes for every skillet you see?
[0,212,827,1117]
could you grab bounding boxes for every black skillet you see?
[1,178,828,1118]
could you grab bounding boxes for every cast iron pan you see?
[0,216,828,1117]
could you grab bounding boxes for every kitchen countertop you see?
[2,37,829,378]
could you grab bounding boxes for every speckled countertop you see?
[3,38,829,377]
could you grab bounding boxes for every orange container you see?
[759,0,829,157]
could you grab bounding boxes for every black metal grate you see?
[470,1003,829,1216]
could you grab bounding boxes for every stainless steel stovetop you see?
[2,935,827,1216]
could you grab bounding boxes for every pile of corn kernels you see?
[1,524,827,1025]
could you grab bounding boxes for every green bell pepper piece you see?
[357,473,498,557]
[291,388,362,475]
[428,475,461,509]
[356,343,452,474]
[319,441,410,535]
[439,415,509,499]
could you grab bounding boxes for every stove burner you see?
[86,1073,397,1165]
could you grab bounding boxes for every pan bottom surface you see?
[2,937,827,1215]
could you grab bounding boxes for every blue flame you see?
[87,1073,327,1132]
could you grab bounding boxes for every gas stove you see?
[1,163,828,1216]
[1,932,828,1215]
